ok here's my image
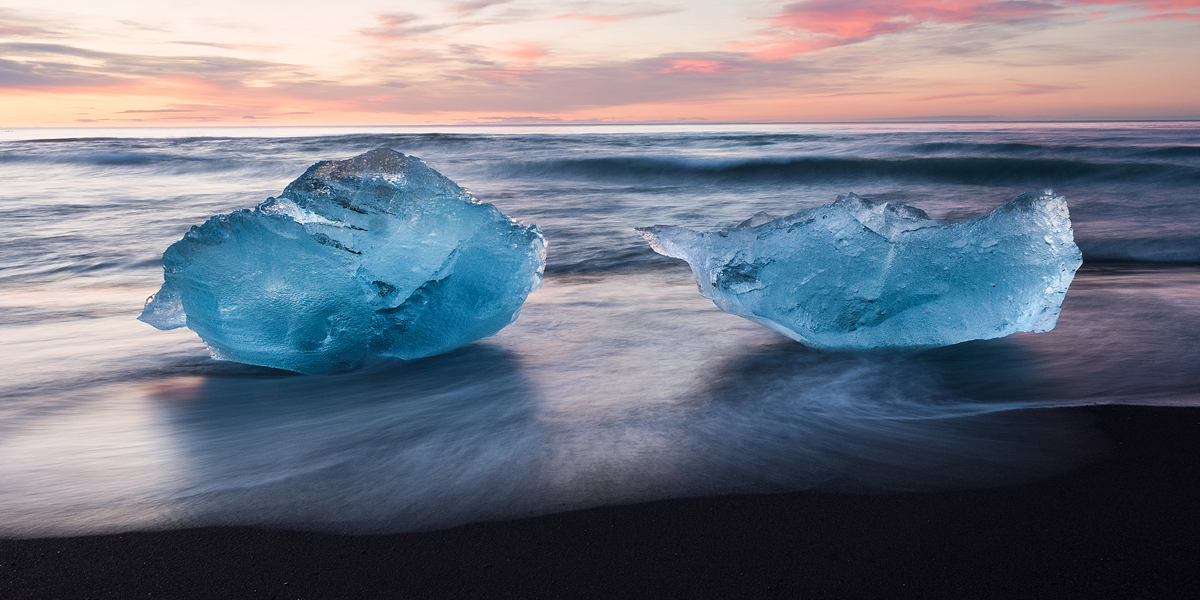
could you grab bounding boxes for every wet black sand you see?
[2,404,1198,599]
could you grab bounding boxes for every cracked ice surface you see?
[638,190,1082,350]
[141,149,545,373]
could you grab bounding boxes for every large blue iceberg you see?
[638,190,1082,350]
[141,149,545,373]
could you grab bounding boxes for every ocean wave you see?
[488,155,1200,185]
[900,142,1078,155]
[0,150,250,170]
[1136,146,1200,158]
[21,137,123,144]
[1079,237,1200,265]
[897,142,1200,159]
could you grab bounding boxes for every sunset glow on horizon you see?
[1,0,1198,127]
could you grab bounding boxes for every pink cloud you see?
[782,1,1058,35]
[4,1,1195,124]
[500,42,550,61]
[740,0,1200,59]
[735,0,1064,59]
[1082,0,1200,20]
[1084,0,1200,9]
[1124,10,1200,19]
[658,59,744,74]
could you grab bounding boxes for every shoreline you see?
[3,404,1198,598]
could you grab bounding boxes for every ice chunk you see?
[140,149,545,373]
[637,190,1082,350]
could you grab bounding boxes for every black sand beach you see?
[3,404,1198,599]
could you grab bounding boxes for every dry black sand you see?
[3,404,1198,599]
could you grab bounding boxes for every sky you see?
[1,0,1198,126]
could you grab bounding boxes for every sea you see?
[2,122,1198,537]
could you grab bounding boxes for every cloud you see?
[172,41,241,49]
[0,14,1052,119]
[117,20,170,33]
[737,0,1065,59]
[0,8,66,38]
[1123,10,1200,20]
[3,36,747,117]
[1086,0,1200,11]
[170,40,279,52]
[738,0,1200,59]
[657,58,746,74]
[546,3,684,23]
[911,81,1080,101]
[3,0,1193,123]
[360,13,458,39]
[361,2,682,42]
[105,48,820,117]
[446,0,515,14]
[0,42,302,91]
[498,42,550,61]
[381,52,829,112]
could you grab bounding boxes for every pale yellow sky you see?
[1,0,1197,126]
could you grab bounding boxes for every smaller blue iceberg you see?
[141,149,545,373]
[638,190,1082,350]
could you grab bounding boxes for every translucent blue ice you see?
[638,190,1082,349]
[140,149,545,373]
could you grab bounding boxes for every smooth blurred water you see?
[1,123,1198,537]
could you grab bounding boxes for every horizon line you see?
[5,118,1200,131]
